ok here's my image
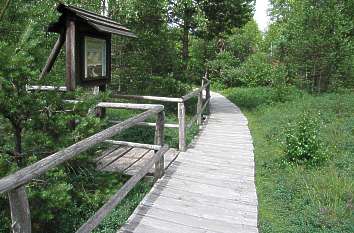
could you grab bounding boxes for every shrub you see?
[223,86,303,109]
[284,112,328,165]
[207,51,241,86]
[111,75,192,97]
[235,52,275,87]
[210,52,288,88]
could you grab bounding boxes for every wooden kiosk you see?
[41,3,136,90]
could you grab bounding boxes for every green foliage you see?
[196,0,254,39]
[268,0,354,92]
[226,20,262,63]
[207,20,267,88]
[227,52,275,87]
[207,51,240,85]
[223,86,303,109]
[284,112,328,165]
[224,87,354,233]
[111,75,192,97]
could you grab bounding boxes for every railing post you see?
[65,19,76,91]
[206,83,211,115]
[95,107,105,118]
[8,186,31,233]
[197,90,203,125]
[178,102,186,151]
[154,110,165,180]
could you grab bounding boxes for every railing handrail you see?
[108,77,211,152]
[0,105,163,194]
[111,94,183,103]
[181,79,211,101]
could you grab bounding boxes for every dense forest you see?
[0,0,353,232]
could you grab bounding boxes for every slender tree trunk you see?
[14,126,22,163]
[0,0,11,21]
[182,24,189,69]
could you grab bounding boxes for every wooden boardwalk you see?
[118,92,258,233]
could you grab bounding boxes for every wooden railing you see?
[0,103,168,233]
[112,77,211,151]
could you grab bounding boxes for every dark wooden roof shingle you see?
[48,3,136,38]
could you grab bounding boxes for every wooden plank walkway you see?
[118,92,258,233]
[96,147,179,176]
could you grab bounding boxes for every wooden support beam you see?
[178,102,186,151]
[97,85,107,118]
[65,19,76,91]
[8,186,31,233]
[26,85,67,92]
[39,33,65,80]
[112,94,183,103]
[76,145,169,233]
[154,111,165,180]
[105,140,161,150]
[109,120,179,129]
[96,102,164,111]
[205,82,211,115]
[197,88,203,125]
[181,79,210,101]
[181,88,200,101]
[187,98,210,129]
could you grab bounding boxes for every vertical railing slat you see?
[8,186,31,233]
[178,102,186,151]
[154,111,165,180]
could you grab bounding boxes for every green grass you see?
[223,87,354,233]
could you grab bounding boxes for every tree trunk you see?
[14,126,22,162]
[182,24,189,69]
[0,0,11,21]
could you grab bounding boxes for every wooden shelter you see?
[41,3,136,90]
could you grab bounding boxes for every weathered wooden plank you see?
[39,33,65,79]
[155,176,258,203]
[177,152,254,167]
[124,150,155,176]
[102,148,150,172]
[154,111,165,180]
[65,19,76,91]
[178,102,186,151]
[125,149,179,176]
[97,146,132,170]
[94,145,120,162]
[8,186,31,233]
[149,186,258,213]
[105,140,161,150]
[141,195,258,226]
[112,94,183,103]
[109,120,179,128]
[196,89,203,125]
[130,205,258,233]
[76,145,169,233]
[175,157,255,173]
[96,102,164,111]
[119,215,206,233]
[165,163,255,184]
[26,85,68,92]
